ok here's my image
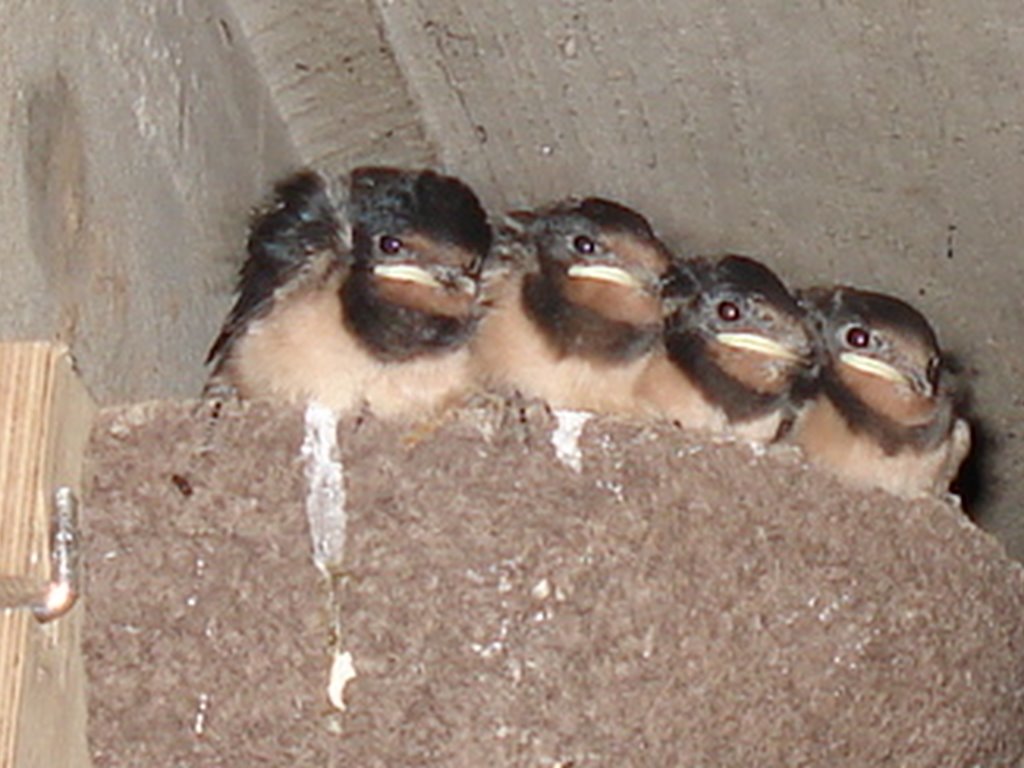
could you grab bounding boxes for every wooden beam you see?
[0,343,94,768]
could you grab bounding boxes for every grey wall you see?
[0,1,297,402]
[230,0,437,171]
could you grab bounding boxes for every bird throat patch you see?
[341,269,477,362]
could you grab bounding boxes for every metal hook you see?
[0,486,81,623]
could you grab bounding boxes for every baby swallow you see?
[206,166,492,417]
[471,197,674,414]
[636,255,815,442]
[791,286,970,497]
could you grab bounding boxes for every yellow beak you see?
[715,332,802,361]
[566,264,641,288]
[372,263,442,289]
[839,351,908,384]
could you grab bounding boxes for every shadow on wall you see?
[24,72,88,344]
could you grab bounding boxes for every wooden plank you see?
[0,342,94,768]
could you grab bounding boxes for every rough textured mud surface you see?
[83,400,1024,766]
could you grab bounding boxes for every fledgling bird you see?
[206,166,493,417]
[790,286,970,498]
[636,255,816,442]
[471,197,675,414]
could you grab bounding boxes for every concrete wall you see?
[228,0,436,172]
[0,1,297,403]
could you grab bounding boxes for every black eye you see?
[379,235,403,255]
[926,356,942,385]
[717,301,741,322]
[845,326,871,348]
[572,234,596,255]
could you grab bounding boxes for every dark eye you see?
[572,234,596,255]
[717,301,741,322]
[379,235,403,255]
[926,356,942,385]
[845,326,871,348]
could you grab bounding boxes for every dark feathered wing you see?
[206,171,348,372]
